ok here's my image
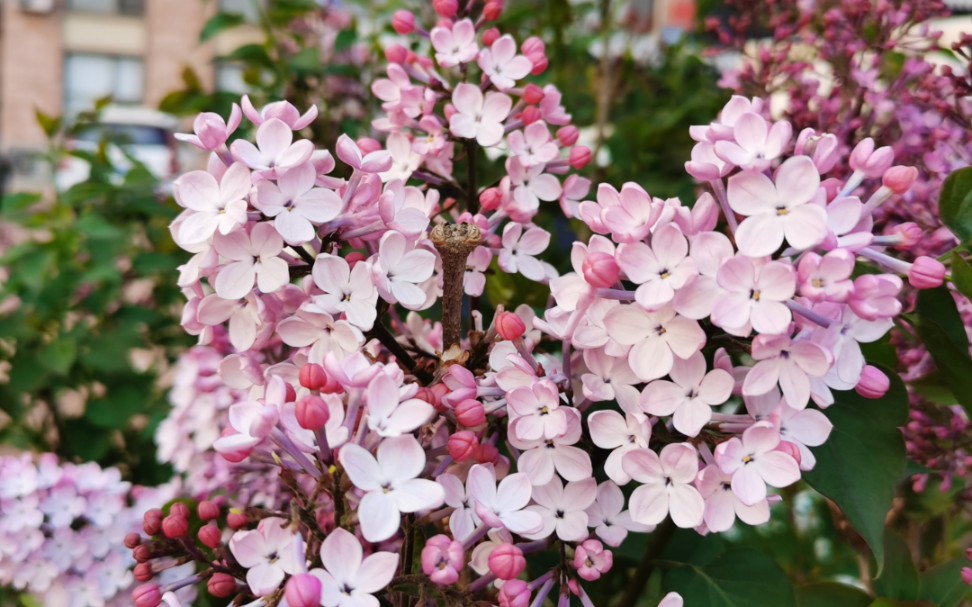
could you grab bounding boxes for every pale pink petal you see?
[358,491,400,543]
[355,552,399,594]
[667,484,704,528]
[628,484,668,526]
[338,443,382,492]
[727,170,777,216]
[735,214,784,257]
[321,527,362,583]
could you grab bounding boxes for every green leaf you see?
[803,368,908,574]
[796,583,872,607]
[334,28,356,53]
[915,286,969,352]
[873,532,919,600]
[35,109,61,138]
[867,600,934,607]
[77,215,124,240]
[39,338,77,375]
[1,192,42,217]
[939,167,972,245]
[84,383,152,429]
[951,252,972,302]
[200,12,246,42]
[223,44,274,69]
[661,547,797,607]
[917,557,972,607]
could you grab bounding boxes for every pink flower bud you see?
[455,399,486,427]
[889,222,922,249]
[133,545,152,563]
[385,44,409,64]
[227,511,249,529]
[570,146,592,170]
[124,532,142,549]
[530,56,549,76]
[285,573,323,607]
[573,539,613,581]
[198,500,220,521]
[162,514,188,539]
[421,534,465,585]
[133,584,162,607]
[521,36,545,60]
[776,441,802,467]
[476,442,500,464]
[434,0,459,18]
[448,431,478,461]
[134,562,153,583]
[882,165,918,194]
[483,0,504,21]
[482,27,501,48]
[908,256,946,289]
[170,503,190,519]
[296,394,331,430]
[498,579,531,607]
[208,573,238,598]
[299,363,327,391]
[961,567,972,586]
[392,10,416,35]
[198,523,222,549]
[582,252,620,288]
[849,138,894,177]
[346,251,368,266]
[557,125,579,147]
[480,187,502,212]
[143,509,163,536]
[520,105,541,125]
[523,83,545,105]
[496,311,527,340]
[489,543,526,580]
[357,137,383,155]
[856,365,890,399]
[217,428,252,463]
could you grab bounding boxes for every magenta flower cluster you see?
[128,2,942,606]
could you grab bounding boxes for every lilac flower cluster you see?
[0,453,186,607]
[130,2,936,605]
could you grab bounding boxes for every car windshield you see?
[74,123,168,146]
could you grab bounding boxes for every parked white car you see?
[55,106,182,192]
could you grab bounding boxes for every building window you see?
[219,0,263,21]
[64,54,144,115]
[66,0,144,15]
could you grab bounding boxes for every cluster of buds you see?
[136,0,937,604]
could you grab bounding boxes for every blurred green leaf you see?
[661,544,797,607]
[917,556,972,607]
[796,583,872,607]
[803,368,908,574]
[913,287,972,411]
[35,109,61,138]
[39,338,77,376]
[200,12,246,42]
[950,252,972,303]
[873,532,919,600]
[939,167,972,245]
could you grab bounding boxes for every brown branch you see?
[430,223,483,351]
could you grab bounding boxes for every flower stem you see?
[431,223,483,350]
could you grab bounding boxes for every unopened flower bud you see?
[908,256,946,289]
[133,584,162,607]
[124,532,142,549]
[775,441,801,467]
[480,187,502,212]
[856,365,890,399]
[208,573,238,598]
[476,442,500,464]
[346,251,368,267]
[483,0,504,21]
[882,165,918,194]
[285,573,323,607]
[143,509,163,536]
[489,543,526,580]
[433,0,458,18]
[522,83,544,105]
[583,252,620,288]
[962,567,972,586]
[496,311,527,340]
[499,579,531,607]
[421,534,465,585]
[357,137,382,155]
[133,562,153,583]
[198,500,220,521]
[133,544,152,563]
[519,105,541,125]
[849,138,894,177]
[573,539,613,581]
[385,44,409,64]
[170,503,190,519]
[162,514,188,539]
[482,27,501,47]
[296,394,331,430]
[557,125,579,147]
[521,36,545,60]
[299,363,328,391]
[448,431,478,461]
[570,146,592,170]
[198,523,222,549]
[227,511,249,529]
[392,10,416,35]
[455,399,486,427]
[530,56,549,75]
[889,222,922,249]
